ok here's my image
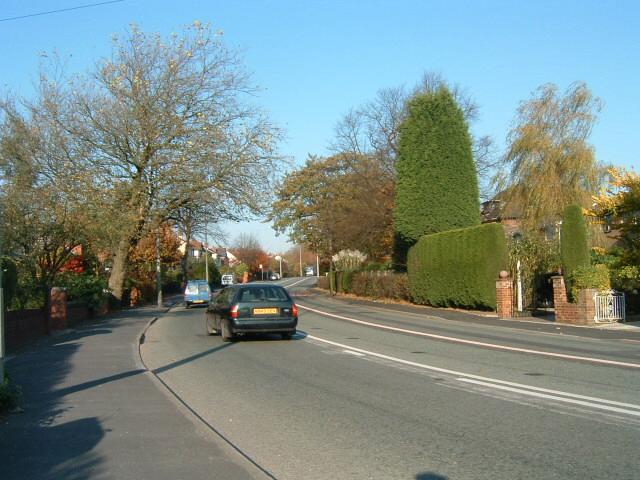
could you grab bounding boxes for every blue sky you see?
[1,0,639,252]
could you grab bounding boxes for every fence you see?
[594,290,626,323]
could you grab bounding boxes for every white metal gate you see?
[594,290,626,323]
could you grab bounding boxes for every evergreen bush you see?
[568,264,610,300]
[408,223,507,310]
[561,204,590,300]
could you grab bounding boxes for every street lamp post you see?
[259,264,263,281]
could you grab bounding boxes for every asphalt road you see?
[141,278,640,480]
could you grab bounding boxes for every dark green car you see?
[205,284,298,341]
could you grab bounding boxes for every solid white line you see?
[304,334,640,413]
[456,378,640,417]
[342,349,366,357]
[283,278,311,289]
[298,304,640,369]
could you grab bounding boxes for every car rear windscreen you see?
[238,287,289,302]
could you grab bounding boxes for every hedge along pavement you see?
[408,223,508,310]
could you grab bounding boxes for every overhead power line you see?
[0,0,124,23]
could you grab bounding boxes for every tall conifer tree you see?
[393,87,480,268]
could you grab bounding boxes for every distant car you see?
[221,274,235,286]
[184,280,211,308]
[304,266,314,276]
[270,272,280,280]
[205,284,298,341]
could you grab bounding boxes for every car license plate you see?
[193,300,203,304]
[253,307,278,315]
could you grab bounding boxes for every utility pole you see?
[299,245,303,277]
[204,222,209,285]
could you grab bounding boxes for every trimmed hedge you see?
[350,272,409,301]
[408,223,507,310]
[319,271,410,301]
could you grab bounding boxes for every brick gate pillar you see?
[49,287,67,331]
[496,271,514,319]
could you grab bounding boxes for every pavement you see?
[0,302,268,480]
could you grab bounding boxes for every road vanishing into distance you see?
[140,277,640,480]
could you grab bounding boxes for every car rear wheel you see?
[221,320,234,342]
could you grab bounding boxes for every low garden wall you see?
[4,288,108,353]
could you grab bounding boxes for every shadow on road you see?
[416,473,448,480]
[152,342,234,375]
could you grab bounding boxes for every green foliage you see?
[362,261,392,272]
[328,270,337,293]
[561,204,590,299]
[408,223,507,310]
[350,272,410,301]
[57,272,109,309]
[394,87,480,267]
[1,256,18,307]
[568,264,611,300]
[508,234,560,308]
[187,256,220,287]
[318,271,410,301]
[0,373,21,414]
[9,273,46,310]
[341,271,355,292]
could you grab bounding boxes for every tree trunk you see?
[181,224,192,285]
[108,237,130,303]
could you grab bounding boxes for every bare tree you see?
[27,23,284,301]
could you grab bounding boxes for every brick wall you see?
[551,276,597,325]
[5,309,48,352]
[5,288,103,352]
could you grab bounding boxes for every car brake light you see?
[230,304,239,318]
[292,304,298,317]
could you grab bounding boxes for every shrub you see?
[350,271,409,301]
[318,275,329,290]
[0,373,20,414]
[341,270,355,293]
[561,204,590,299]
[57,272,109,309]
[568,264,611,300]
[408,223,507,310]
[1,257,18,307]
[332,250,367,272]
